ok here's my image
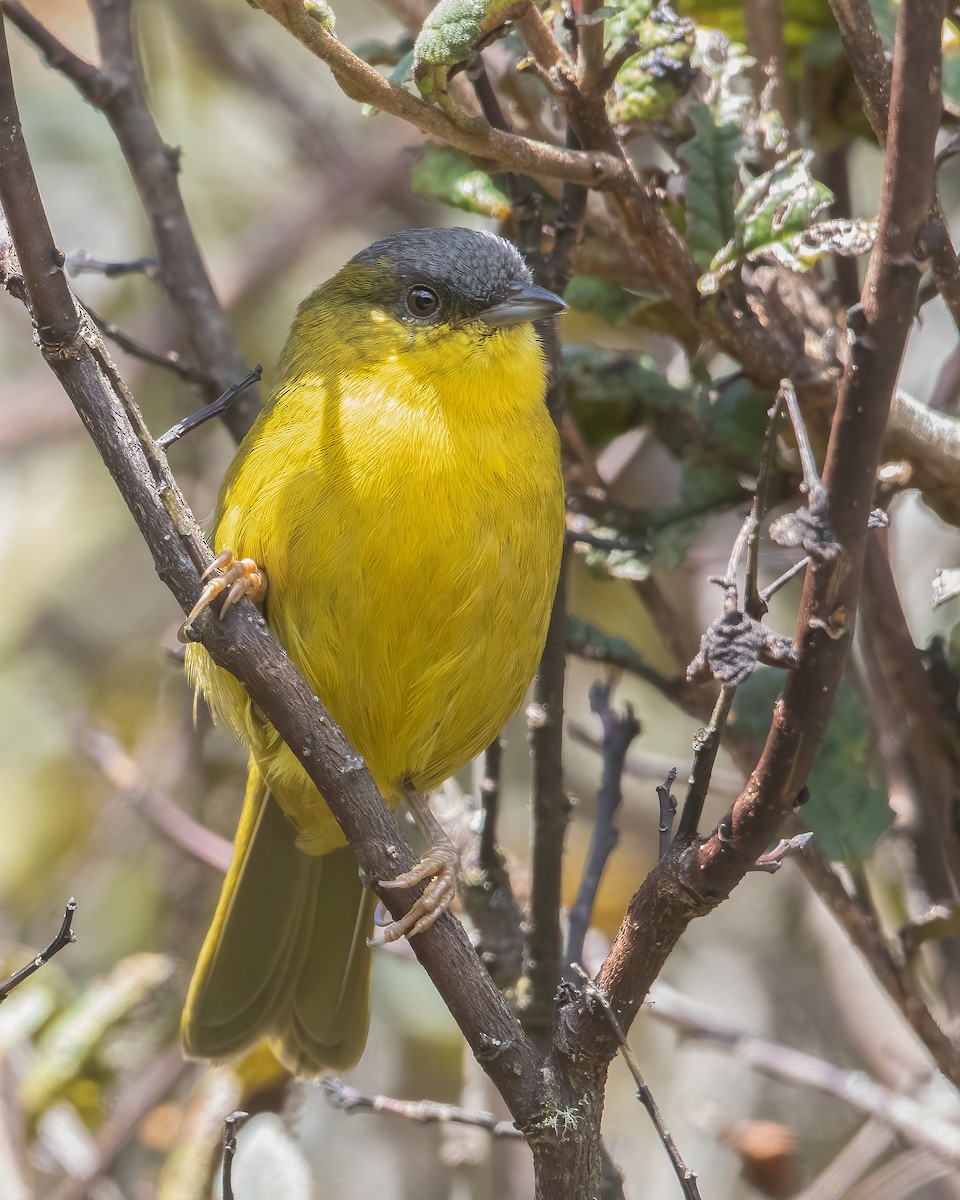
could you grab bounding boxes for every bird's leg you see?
[181,549,268,634]
[368,789,459,946]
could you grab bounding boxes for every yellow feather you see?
[182,230,564,1074]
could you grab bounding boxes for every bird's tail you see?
[181,763,375,1075]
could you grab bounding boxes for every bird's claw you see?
[182,549,268,633]
[368,839,459,946]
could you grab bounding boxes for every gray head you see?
[348,227,565,328]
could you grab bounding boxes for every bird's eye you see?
[406,285,439,318]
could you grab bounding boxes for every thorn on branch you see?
[748,832,814,873]
[221,1110,249,1200]
[66,249,159,279]
[0,898,77,1003]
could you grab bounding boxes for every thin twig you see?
[222,1110,249,1200]
[66,250,158,279]
[478,738,502,873]
[572,966,702,1200]
[675,685,736,844]
[253,0,621,187]
[656,768,678,859]
[157,367,263,451]
[0,900,76,1002]
[780,378,826,509]
[523,547,570,1046]
[84,302,218,389]
[322,1078,521,1138]
[565,682,641,979]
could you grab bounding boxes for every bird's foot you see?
[182,549,268,633]
[368,838,459,945]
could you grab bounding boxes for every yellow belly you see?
[186,331,563,855]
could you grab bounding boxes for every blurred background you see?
[3,1,960,1198]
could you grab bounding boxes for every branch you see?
[0,899,76,1002]
[322,1077,522,1138]
[221,1111,249,1200]
[254,0,622,188]
[886,391,960,525]
[0,25,546,1128]
[557,0,946,1080]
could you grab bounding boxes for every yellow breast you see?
[186,315,563,855]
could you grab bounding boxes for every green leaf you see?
[409,144,510,218]
[699,150,861,293]
[679,102,741,267]
[692,29,755,127]
[734,671,894,863]
[605,1,698,125]
[413,0,533,114]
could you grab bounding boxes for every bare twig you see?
[322,1077,522,1139]
[523,548,570,1045]
[573,966,702,1200]
[222,1110,249,1200]
[0,899,76,1002]
[675,685,736,844]
[656,768,678,859]
[477,738,503,874]
[565,682,641,979]
[157,367,264,451]
[253,1,620,187]
[66,250,158,278]
[83,302,217,390]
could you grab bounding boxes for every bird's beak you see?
[478,283,567,328]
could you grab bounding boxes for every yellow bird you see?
[180,227,565,1076]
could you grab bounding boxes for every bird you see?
[180,226,566,1077]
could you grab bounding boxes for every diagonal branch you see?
[255,0,622,187]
